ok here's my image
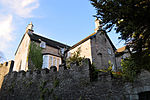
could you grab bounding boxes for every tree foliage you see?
[90,0,150,70]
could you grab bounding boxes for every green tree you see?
[90,0,150,71]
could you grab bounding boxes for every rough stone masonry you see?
[0,59,150,100]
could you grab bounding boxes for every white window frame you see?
[55,58,57,66]
[42,55,49,69]
[59,58,61,65]
[51,56,53,66]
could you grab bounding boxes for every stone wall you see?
[0,59,150,100]
[0,60,14,89]
[69,39,93,62]
[91,32,116,70]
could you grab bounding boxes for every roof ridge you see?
[29,33,70,48]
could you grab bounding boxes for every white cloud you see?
[0,15,14,50]
[0,0,39,61]
[0,0,39,18]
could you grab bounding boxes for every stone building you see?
[69,18,117,70]
[13,19,123,71]
[13,22,70,71]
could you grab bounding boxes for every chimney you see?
[26,22,34,34]
[94,18,102,32]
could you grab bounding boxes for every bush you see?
[66,47,85,68]
[121,57,140,82]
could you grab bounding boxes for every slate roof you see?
[29,33,70,49]
[15,33,70,55]
[15,30,116,55]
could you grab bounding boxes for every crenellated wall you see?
[0,60,14,89]
[0,59,150,100]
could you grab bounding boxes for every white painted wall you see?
[13,33,31,71]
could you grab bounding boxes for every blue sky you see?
[0,0,125,62]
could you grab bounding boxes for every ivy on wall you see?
[28,42,43,70]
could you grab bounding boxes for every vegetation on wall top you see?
[90,0,150,80]
[66,47,85,68]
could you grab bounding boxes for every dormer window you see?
[40,41,46,48]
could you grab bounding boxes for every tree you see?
[90,0,150,71]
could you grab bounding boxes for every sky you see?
[0,0,125,62]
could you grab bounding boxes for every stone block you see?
[26,70,33,78]
[41,68,49,76]
[10,71,17,78]
[130,95,138,100]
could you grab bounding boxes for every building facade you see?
[13,19,124,72]
[13,23,69,71]
[69,19,117,70]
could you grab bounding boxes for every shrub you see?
[66,47,85,68]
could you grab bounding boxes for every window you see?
[57,58,60,67]
[42,55,61,69]
[53,57,56,66]
[49,56,53,68]
[60,48,65,54]
[40,41,46,48]
[108,48,111,55]
[104,38,107,42]
[67,52,71,58]
[42,55,49,69]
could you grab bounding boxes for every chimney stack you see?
[94,18,102,32]
[26,22,34,34]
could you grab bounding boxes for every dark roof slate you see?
[15,33,70,55]
[29,33,70,49]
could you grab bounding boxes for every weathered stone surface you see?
[0,60,14,89]
[0,59,150,100]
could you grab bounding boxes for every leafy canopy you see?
[90,0,150,53]
[90,0,150,70]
